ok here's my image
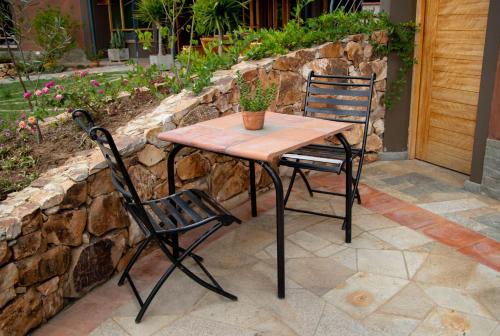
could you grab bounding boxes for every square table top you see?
[158,112,352,162]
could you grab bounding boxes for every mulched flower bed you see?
[0,91,159,201]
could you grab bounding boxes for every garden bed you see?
[0,91,158,200]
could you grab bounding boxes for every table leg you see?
[336,134,352,244]
[249,160,257,217]
[167,143,184,257]
[258,161,285,299]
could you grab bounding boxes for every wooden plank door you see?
[415,0,490,174]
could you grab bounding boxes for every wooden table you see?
[158,112,352,298]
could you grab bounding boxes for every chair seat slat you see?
[185,190,216,217]
[172,194,204,223]
[159,198,190,227]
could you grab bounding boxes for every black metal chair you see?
[72,109,240,323]
[279,71,376,243]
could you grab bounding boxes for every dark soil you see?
[1,92,159,201]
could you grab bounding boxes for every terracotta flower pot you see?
[242,111,266,130]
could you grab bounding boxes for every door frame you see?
[407,0,426,159]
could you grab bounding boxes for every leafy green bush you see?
[33,8,77,67]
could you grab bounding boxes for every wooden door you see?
[415,0,490,174]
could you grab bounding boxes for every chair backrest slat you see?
[307,96,370,107]
[305,106,368,117]
[307,86,371,97]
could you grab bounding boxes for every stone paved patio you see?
[33,160,500,336]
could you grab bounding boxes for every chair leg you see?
[134,223,237,323]
[284,167,298,206]
[297,168,314,197]
[355,187,362,205]
[118,238,150,286]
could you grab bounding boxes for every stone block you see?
[60,181,87,209]
[0,241,11,266]
[0,288,43,336]
[42,288,64,320]
[11,202,41,235]
[137,144,166,167]
[36,276,59,296]
[277,71,304,106]
[317,42,344,58]
[301,58,348,80]
[371,30,389,45]
[0,287,15,310]
[88,193,129,237]
[0,217,21,241]
[177,152,210,181]
[345,41,363,66]
[0,263,18,290]
[65,230,127,298]
[178,105,219,128]
[43,209,87,246]
[211,162,249,201]
[12,231,47,260]
[89,169,115,198]
[15,246,70,287]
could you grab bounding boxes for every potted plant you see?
[193,0,246,56]
[135,0,186,69]
[85,49,103,67]
[236,70,276,130]
[108,29,129,62]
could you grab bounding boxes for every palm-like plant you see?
[193,0,247,56]
[135,0,167,56]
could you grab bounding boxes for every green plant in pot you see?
[108,29,129,62]
[236,70,276,130]
[193,0,246,56]
[135,0,187,69]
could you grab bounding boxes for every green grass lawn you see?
[0,71,127,129]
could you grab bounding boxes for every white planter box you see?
[149,54,173,70]
[108,48,129,62]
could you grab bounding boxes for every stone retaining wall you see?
[0,34,387,335]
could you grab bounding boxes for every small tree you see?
[33,7,77,70]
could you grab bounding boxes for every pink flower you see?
[34,89,43,96]
[122,79,129,85]
[28,116,36,124]
[18,121,26,129]
[66,107,73,114]
[45,81,55,88]
[97,89,105,94]
[23,91,32,99]
[41,87,50,94]
[79,71,88,78]
[20,112,26,119]
[90,79,100,87]
[55,94,63,102]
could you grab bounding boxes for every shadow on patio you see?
[34,160,500,336]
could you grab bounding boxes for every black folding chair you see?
[279,71,376,243]
[72,110,240,323]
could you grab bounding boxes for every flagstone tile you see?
[411,307,498,336]
[245,288,326,336]
[357,249,408,279]
[304,220,363,244]
[348,232,396,250]
[362,191,408,214]
[418,198,488,214]
[421,285,493,319]
[379,283,435,320]
[190,291,267,329]
[403,251,428,278]
[287,230,331,252]
[153,316,257,336]
[323,272,408,319]
[384,205,444,230]
[419,221,485,250]
[89,319,128,336]
[264,240,314,259]
[113,315,179,336]
[413,253,476,289]
[371,226,432,250]
[458,238,500,272]
[313,243,347,257]
[251,316,300,336]
[314,304,380,336]
[353,213,401,231]
[285,257,356,296]
[472,287,500,321]
[329,247,358,271]
[466,264,500,291]
[363,313,420,336]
